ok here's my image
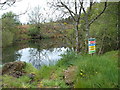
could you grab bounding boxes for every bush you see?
[28,26,40,38]
[2,30,14,47]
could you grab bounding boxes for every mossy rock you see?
[2,61,26,78]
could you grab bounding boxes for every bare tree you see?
[48,0,108,53]
[28,6,46,39]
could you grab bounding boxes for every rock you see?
[2,61,26,78]
[63,66,77,86]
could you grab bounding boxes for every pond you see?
[2,39,69,69]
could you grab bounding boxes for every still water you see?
[2,39,69,69]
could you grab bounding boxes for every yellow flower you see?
[38,81,43,88]
[96,72,98,74]
[64,22,67,25]
[80,73,83,75]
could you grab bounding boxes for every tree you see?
[28,6,45,39]
[49,0,108,53]
[49,0,84,52]
[90,2,119,54]
[79,1,107,53]
[2,11,20,47]
[2,11,20,25]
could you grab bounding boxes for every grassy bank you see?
[1,51,118,88]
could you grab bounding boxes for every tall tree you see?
[90,2,119,54]
[49,0,85,52]
[49,0,107,53]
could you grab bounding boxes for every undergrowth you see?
[1,50,118,88]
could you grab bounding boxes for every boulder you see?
[2,61,26,78]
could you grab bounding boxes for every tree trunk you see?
[85,27,90,53]
[75,22,80,53]
[98,31,105,55]
[85,14,90,53]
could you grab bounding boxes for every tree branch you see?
[75,0,77,15]
[77,0,83,23]
[0,0,17,10]
[88,0,93,15]
[79,0,86,15]
[88,1,107,26]
[60,2,76,21]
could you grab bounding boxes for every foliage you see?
[75,2,118,54]
[15,33,30,41]
[24,63,38,74]
[2,11,20,25]
[58,50,118,88]
[2,30,14,47]
[89,2,118,54]
[38,79,69,88]
[2,11,20,47]
[27,25,40,38]
[58,50,78,67]
[2,50,118,88]
[1,2,119,89]
[27,6,44,39]
[74,51,118,88]
[1,75,31,88]
[36,65,57,79]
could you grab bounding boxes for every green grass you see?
[2,50,118,88]
[74,53,118,88]
[2,75,30,88]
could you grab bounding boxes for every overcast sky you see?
[0,0,90,24]
[0,0,51,24]
[0,0,119,24]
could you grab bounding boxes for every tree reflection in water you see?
[3,39,70,69]
[17,47,69,69]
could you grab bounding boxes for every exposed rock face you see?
[2,61,26,78]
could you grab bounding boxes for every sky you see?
[0,0,51,24]
[0,0,90,24]
[0,0,119,24]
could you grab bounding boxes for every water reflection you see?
[16,47,68,69]
[2,39,70,69]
